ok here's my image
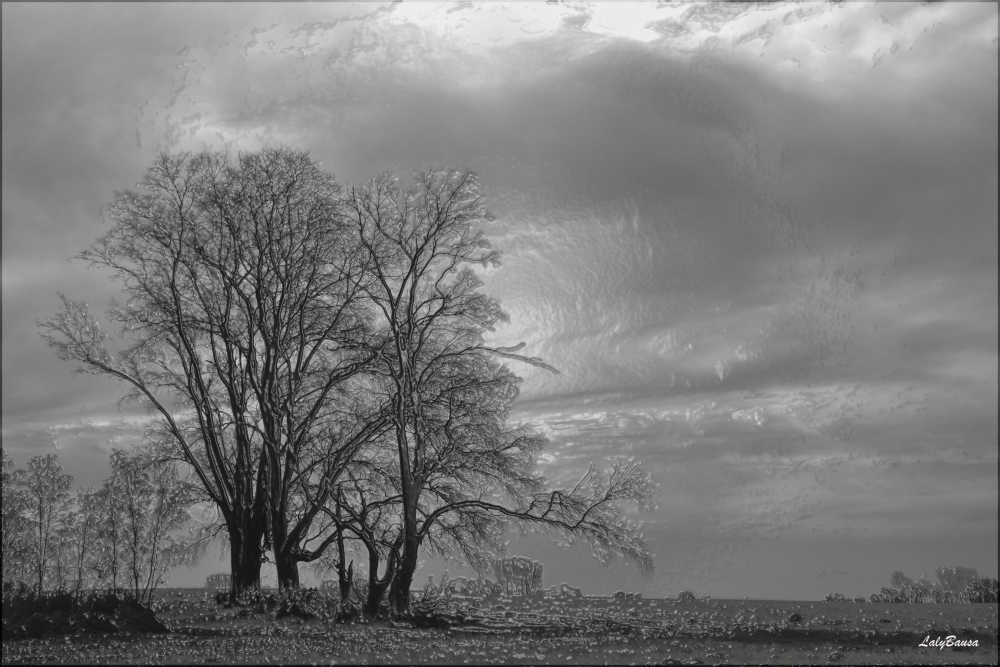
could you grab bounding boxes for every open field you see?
[2,589,997,665]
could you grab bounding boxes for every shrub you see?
[873,569,1000,604]
[548,582,582,598]
[351,578,370,605]
[936,566,979,600]
[464,577,502,598]
[878,572,933,603]
[272,588,322,620]
[421,572,502,600]
[869,587,908,604]
[612,590,642,600]
[965,578,998,604]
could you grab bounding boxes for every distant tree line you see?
[870,569,998,604]
[35,149,656,617]
[822,567,999,604]
[2,448,205,605]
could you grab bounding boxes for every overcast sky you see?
[3,2,997,600]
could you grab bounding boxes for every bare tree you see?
[89,484,126,592]
[50,500,80,591]
[2,449,32,585]
[332,452,406,618]
[344,170,655,613]
[105,448,202,605]
[266,387,393,587]
[19,454,74,592]
[70,487,103,597]
[39,149,378,599]
[389,350,657,609]
[38,152,656,609]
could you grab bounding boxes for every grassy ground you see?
[2,589,997,665]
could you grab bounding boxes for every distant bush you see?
[419,571,506,602]
[612,590,642,600]
[870,587,908,604]
[870,568,996,604]
[936,566,979,600]
[823,592,866,603]
[463,577,502,598]
[965,578,998,604]
[891,571,931,602]
[544,582,582,598]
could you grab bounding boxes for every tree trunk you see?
[335,494,353,602]
[390,417,422,615]
[271,501,302,590]
[363,547,395,620]
[389,496,420,615]
[389,502,420,614]
[227,519,264,603]
[339,560,354,603]
[364,573,391,620]
[232,558,262,600]
[389,542,418,614]
[275,549,301,590]
[37,508,46,593]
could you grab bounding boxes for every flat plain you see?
[2,589,997,665]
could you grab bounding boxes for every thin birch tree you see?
[2,449,32,585]
[20,454,74,592]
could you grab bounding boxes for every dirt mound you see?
[2,591,169,640]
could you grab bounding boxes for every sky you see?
[2,1,997,600]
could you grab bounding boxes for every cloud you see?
[2,1,995,598]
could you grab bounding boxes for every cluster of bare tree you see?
[1,448,203,605]
[490,556,544,596]
[37,148,656,616]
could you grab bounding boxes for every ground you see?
[2,589,997,665]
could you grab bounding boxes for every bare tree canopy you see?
[39,149,383,598]
[343,169,655,613]
[38,150,656,612]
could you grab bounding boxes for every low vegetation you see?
[3,585,997,665]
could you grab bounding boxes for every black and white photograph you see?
[2,1,997,664]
